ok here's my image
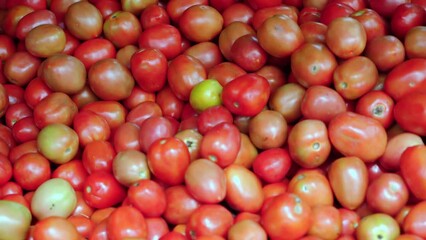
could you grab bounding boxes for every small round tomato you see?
[52,160,88,192]
[138,23,182,60]
[355,90,395,129]
[391,3,425,39]
[33,92,78,129]
[308,205,342,239]
[83,171,126,209]
[106,206,148,239]
[73,110,110,146]
[33,216,80,240]
[64,1,103,40]
[365,35,405,72]
[128,179,166,218]
[393,93,426,136]
[163,185,201,225]
[400,145,426,200]
[103,11,142,48]
[252,148,292,183]
[73,38,116,70]
[13,152,51,191]
[0,154,12,186]
[189,79,223,113]
[82,140,116,174]
[405,26,426,59]
[403,201,426,238]
[356,213,400,240]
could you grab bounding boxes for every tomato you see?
[140,4,170,29]
[268,83,305,123]
[301,85,347,123]
[291,43,337,87]
[179,5,223,43]
[68,215,95,238]
[5,102,32,128]
[288,119,331,168]
[127,179,167,217]
[163,185,201,225]
[366,173,409,216]
[4,51,41,87]
[25,24,65,58]
[82,101,127,130]
[82,140,115,174]
[3,84,25,105]
[83,171,126,209]
[325,17,366,59]
[0,35,16,60]
[31,178,77,220]
[218,21,255,61]
[112,149,150,187]
[252,148,292,183]
[0,153,12,186]
[221,73,270,117]
[320,2,355,25]
[33,216,80,240]
[13,152,51,191]
[11,116,39,143]
[184,159,226,204]
[308,205,342,239]
[23,77,52,109]
[147,137,190,186]
[186,204,234,239]
[222,3,254,26]
[391,3,425,39]
[106,206,148,239]
[73,38,116,70]
[252,5,298,30]
[328,112,387,162]
[88,58,135,101]
[356,213,401,239]
[260,193,312,240]
[189,79,223,112]
[130,48,167,93]
[350,8,388,42]
[257,14,304,58]
[230,34,267,72]
[384,58,426,101]
[403,201,426,238]
[9,140,37,164]
[52,160,88,192]
[166,0,208,23]
[328,156,368,210]
[138,23,182,60]
[112,122,141,152]
[228,219,267,240]
[2,5,34,37]
[339,208,360,236]
[15,9,56,40]
[355,90,395,129]
[405,26,426,59]
[393,93,426,136]
[139,116,176,153]
[400,145,426,200]
[64,1,102,40]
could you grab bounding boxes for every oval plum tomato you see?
[384,58,426,101]
[3,51,41,87]
[167,54,206,101]
[393,93,426,136]
[138,23,182,60]
[288,119,331,168]
[328,156,368,210]
[25,24,66,58]
[333,56,378,100]
[248,110,288,149]
[221,73,270,117]
[365,35,405,72]
[356,213,400,240]
[83,171,126,209]
[23,77,52,109]
[112,122,141,152]
[64,1,103,40]
[339,208,360,236]
[128,179,167,218]
[73,38,116,70]
[403,201,426,238]
[106,206,148,240]
[178,4,223,43]
[37,123,79,165]
[40,54,87,95]
[2,5,34,37]
[147,137,190,186]
[200,122,241,168]
[184,158,226,204]
[291,42,338,88]
[228,219,267,240]
[268,83,305,123]
[221,2,254,27]
[252,148,292,183]
[325,17,367,59]
[88,58,135,101]
[185,204,234,239]
[299,21,327,43]
[256,14,304,58]
[328,112,387,162]
[368,0,409,18]
[196,105,233,135]
[126,101,162,127]
[400,145,426,200]
[103,10,142,48]
[260,193,312,240]
[11,116,39,143]
[5,102,32,128]
[165,0,208,23]
[405,26,426,59]
[300,85,347,123]
[208,62,246,86]
[13,152,51,191]
[184,41,224,71]
[130,48,167,93]
[224,164,264,213]
[3,84,24,105]
[116,45,138,69]
[366,173,409,216]
[67,215,95,238]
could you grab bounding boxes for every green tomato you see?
[37,123,79,164]
[31,178,77,220]
[0,200,32,240]
[189,79,223,112]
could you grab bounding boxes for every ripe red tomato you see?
[52,160,88,192]
[106,206,148,239]
[73,38,116,70]
[83,171,127,209]
[13,152,51,191]
[403,201,426,238]
[252,148,292,183]
[393,93,426,136]
[72,110,110,146]
[138,23,182,60]
[186,204,234,238]
[127,179,167,217]
[400,145,426,200]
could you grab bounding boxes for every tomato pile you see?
[0,0,426,239]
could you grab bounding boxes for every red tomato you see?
[230,34,267,72]
[320,2,355,25]
[163,185,201,225]
[393,93,426,136]
[106,206,148,239]
[112,122,141,152]
[73,38,116,69]
[403,201,426,238]
[0,153,12,186]
[82,140,116,174]
[33,92,78,129]
[147,137,190,186]
[260,193,312,240]
[83,171,126,209]
[11,116,39,143]
[392,2,426,38]
[139,116,176,153]
[130,48,168,93]
[127,179,167,217]
[140,4,170,29]
[68,215,95,238]
[308,205,342,239]
[13,152,51,191]
[186,204,234,238]
[339,208,361,236]
[102,10,141,48]
[52,159,88,192]
[73,110,110,146]
[81,100,127,130]
[221,3,254,26]
[252,148,292,183]
[23,77,52,109]
[32,216,80,240]
[138,23,182,60]
[400,145,426,200]
[355,90,395,129]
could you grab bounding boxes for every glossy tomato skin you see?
[252,148,292,183]
[384,58,426,101]
[138,23,182,60]
[128,179,167,218]
[103,11,142,48]
[328,156,368,210]
[200,122,241,168]
[83,171,127,209]
[221,73,270,117]
[72,110,110,146]
[82,140,116,174]
[130,48,168,93]
[355,90,395,129]
[393,93,426,136]
[400,145,426,200]
[403,201,426,238]
[81,100,127,130]
[320,2,355,25]
[147,137,190,186]
[106,206,148,240]
[52,159,88,191]
[73,38,116,70]
[261,193,312,240]
[328,112,387,162]
[15,9,57,40]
